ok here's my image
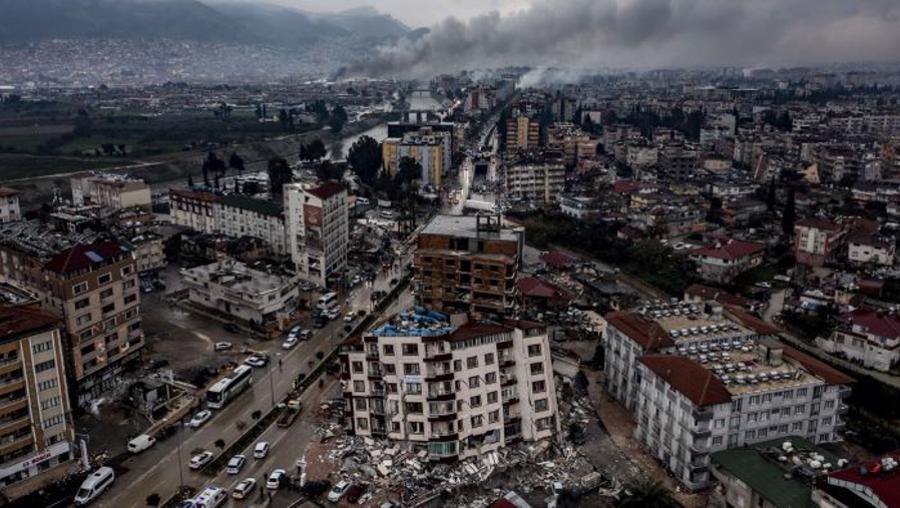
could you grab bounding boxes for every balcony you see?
[839,386,852,399]
[692,409,713,422]
[837,403,849,414]
[689,440,710,453]
[0,357,20,375]
[500,374,517,387]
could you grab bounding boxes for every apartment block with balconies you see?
[283,181,349,289]
[339,309,558,462]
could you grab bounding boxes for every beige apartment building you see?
[340,309,559,462]
[283,182,349,288]
[71,173,151,210]
[0,306,77,501]
[0,188,20,223]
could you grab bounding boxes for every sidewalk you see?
[585,370,708,508]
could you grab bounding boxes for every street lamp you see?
[268,360,277,408]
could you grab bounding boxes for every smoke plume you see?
[350,0,900,78]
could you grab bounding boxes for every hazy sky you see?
[261,0,531,27]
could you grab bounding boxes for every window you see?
[794,405,805,415]
[470,395,482,408]
[403,363,420,375]
[124,294,137,305]
[38,379,58,391]
[32,341,53,354]
[102,303,115,314]
[528,344,542,357]
[407,421,424,434]
[778,424,789,433]
[385,364,396,375]
[356,417,368,431]
[98,272,112,285]
[824,400,835,410]
[73,282,88,295]
[75,298,89,310]
[406,382,422,395]
[468,376,480,388]
[535,398,549,412]
[453,360,462,372]
[745,430,756,440]
[43,414,64,429]
[100,288,113,299]
[485,372,497,384]
[353,380,365,392]
[35,359,56,373]
[81,343,95,356]
[122,265,133,276]
[76,313,92,326]
[352,361,363,373]
[383,344,394,356]
[466,356,478,369]
[404,402,423,414]
[387,383,398,394]
[712,436,723,446]
[484,353,495,365]
[822,417,833,425]
[792,422,803,432]
[714,418,725,429]
[41,396,61,410]
[487,391,498,404]
[489,410,499,424]
[530,362,544,375]
[354,398,367,410]
[402,344,419,356]
[471,415,483,428]
[532,380,546,393]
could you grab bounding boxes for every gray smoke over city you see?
[350,0,900,78]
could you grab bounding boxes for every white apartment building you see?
[283,182,349,288]
[819,309,900,372]
[181,260,299,329]
[605,302,853,491]
[0,188,20,223]
[169,189,220,234]
[340,309,559,462]
[847,235,895,266]
[505,160,566,203]
[71,173,151,210]
[213,195,287,256]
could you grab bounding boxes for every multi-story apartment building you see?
[213,195,286,256]
[415,215,523,318]
[382,127,452,187]
[181,260,299,329]
[0,306,77,501]
[170,189,221,234]
[505,157,566,203]
[793,218,847,267]
[605,301,853,491]
[0,188,20,223]
[0,237,143,403]
[283,182,349,288]
[818,308,900,372]
[846,233,895,266]
[71,173,151,210]
[690,239,766,284]
[505,116,540,155]
[340,309,559,462]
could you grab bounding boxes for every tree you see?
[233,179,240,194]
[187,174,194,188]
[214,438,225,451]
[782,187,796,237]
[766,178,777,212]
[347,135,382,185]
[146,493,161,507]
[251,409,262,421]
[309,100,329,124]
[267,157,292,197]
[243,181,262,194]
[615,480,678,508]
[228,152,245,175]
[202,152,226,184]
[582,114,596,134]
[316,160,344,181]
[328,105,348,133]
[307,139,326,161]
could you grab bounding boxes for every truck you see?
[463,199,496,213]
[276,399,303,428]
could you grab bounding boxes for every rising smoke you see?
[350,0,900,78]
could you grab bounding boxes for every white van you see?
[74,467,115,506]
[190,486,228,508]
[127,434,156,454]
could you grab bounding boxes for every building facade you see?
[794,218,847,267]
[283,182,349,289]
[382,127,452,187]
[690,239,766,284]
[505,159,566,203]
[0,188,20,223]
[169,189,220,234]
[819,309,900,372]
[340,310,559,462]
[213,195,287,256]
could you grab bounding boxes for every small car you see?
[226,454,246,475]
[189,451,214,470]
[231,478,256,500]
[187,410,212,429]
[223,323,239,333]
[328,480,350,502]
[253,441,269,459]
[343,313,355,323]
[300,329,313,340]
[281,336,298,350]
[266,469,286,490]
[214,342,233,352]
[244,354,269,368]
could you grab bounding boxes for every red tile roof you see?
[606,311,673,350]
[0,187,19,197]
[842,309,900,339]
[691,238,765,260]
[782,346,854,385]
[824,450,900,508]
[723,305,783,335]
[448,322,512,343]
[44,241,128,275]
[307,181,345,200]
[0,306,60,342]
[517,277,574,301]
[639,355,731,407]
[170,189,221,203]
[539,250,576,268]
[795,218,841,231]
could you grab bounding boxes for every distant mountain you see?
[0,0,410,46]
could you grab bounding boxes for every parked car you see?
[226,455,246,475]
[127,434,156,454]
[188,410,212,429]
[313,318,327,329]
[281,336,298,350]
[244,353,269,368]
[300,329,313,340]
[328,480,350,502]
[214,342,232,352]
[253,441,269,459]
[74,467,115,506]
[326,308,340,320]
[343,313,355,323]
[231,478,256,500]
[189,451,214,470]
[266,469,286,490]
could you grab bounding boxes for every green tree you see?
[307,139,326,161]
[228,152,245,175]
[766,178,777,212]
[329,105,348,133]
[187,174,194,188]
[347,135,382,185]
[146,493,161,507]
[782,188,796,237]
[615,480,678,508]
[214,438,225,451]
[316,160,344,181]
[267,157,292,197]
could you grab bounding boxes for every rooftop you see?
[421,215,521,244]
[306,181,346,200]
[181,260,294,295]
[0,306,60,344]
[219,194,283,217]
[0,187,19,197]
[44,240,129,275]
[691,238,766,260]
[822,450,900,508]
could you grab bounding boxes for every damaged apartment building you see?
[604,300,853,490]
[339,307,559,462]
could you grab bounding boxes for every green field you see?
[0,153,131,182]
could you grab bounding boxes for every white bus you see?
[317,292,339,311]
[207,365,253,409]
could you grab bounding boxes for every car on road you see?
[328,480,350,502]
[325,308,340,321]
[188,409,212,428]
[226,454,246,475]
[313,317,327,329]
[244,353,269,368]
[231,478,256,500]
[191,486,227,508]
[300,329,313,340]
[127,434,156,454]
[253,441,269,459]
[343,313,355,323]
[346,484,366,503]
[281,336,298,350]
[189,451,214,470]
[223,322,240,333]
[266,469,286,490]
[214,342,232,352]
[74,466,115,506]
